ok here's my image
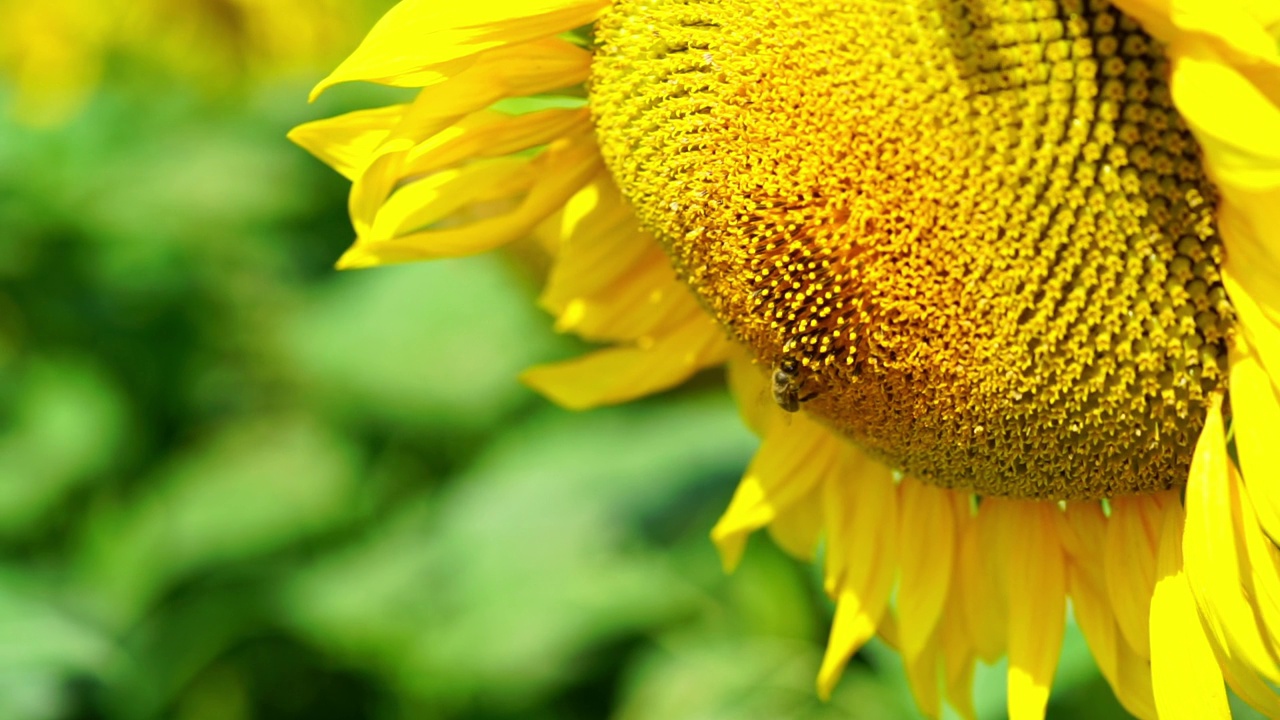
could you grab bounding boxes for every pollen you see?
[589,0,1235,500]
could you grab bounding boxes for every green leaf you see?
[282,394,756,712]
[0,357,129,536]
[0,570,114,720]
[285,255,569,433]
[72,417,362,627]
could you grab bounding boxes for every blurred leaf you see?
[285,256,567,434]
[72,416,362,626]
[959,615,1129,720]
[0,570,113,720]
[282,394,756,713]
[0,357,129,535]
[617,632,913,720]
[615,538,914,720]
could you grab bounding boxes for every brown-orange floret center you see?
[589,0,1234,499]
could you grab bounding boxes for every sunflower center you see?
[589,0,1234,500]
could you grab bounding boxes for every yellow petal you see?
[379,38,593,152]
[817,454,898,699]
[1227,317,1280,546]
[310,0,607,98]
[522,308,732,411]
[1061,504,1120,683]
[550,249,691,342]
[1112,648,1158,720]
[345,39,592,237]
[1183,391,1280,682]
[765,480,825,562]
[287,104,408,181]
[1105,493,1168,658]
[958,502,1006,663]
[725,350,776,437]
[1218,643,1280,718]
[707,413,839,571]
[821,449,895,597]
[540,174,654,316]
[940,615,978,720]
[1166,9,1280,169]
[936,525,972,717]
[338,135,600,267]
[368,156,536,242]
[1060,503,1159,720]
[896,478,956,662]
[877,611,901,653]
[1234,458,1280,674]
[1006,501,1066,720]
[1149,501,1230,720]
[404,107,590,175]
[903,632,942,719]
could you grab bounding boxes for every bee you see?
[771,357,818,412]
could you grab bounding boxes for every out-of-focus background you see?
[0,2,1134,718]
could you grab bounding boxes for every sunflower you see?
[290,1,1280,717]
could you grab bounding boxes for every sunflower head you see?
[590,0,1235,500]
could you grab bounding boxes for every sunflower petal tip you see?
[709,528,746,573]
[308,77,336,103]
[815,664,840,701]
[334,247,377,270]
[519,367,586,410]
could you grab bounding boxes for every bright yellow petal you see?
[904,497,981,720]
[310,0,607,98]
[287,104,409,181]
[346,39,592,238]
[540,174,655,317]
[896,478,956,662]
[1059,497,1157,720]
[764,480,825,562]
[1184,391,1280,685]
[521,307,732,411]
[1060,504,1120,681]
[903,631,942,719]
[1168,0,1280,548]
[707,413,840,571]
[550,249,692,342]
[1005,501,1066,720]
[725,351,775,437]
[936,512,972,712]
[817,453,898,699]
[1105,493,1169,658]
[379,38,592,153]
[1215,457,1280,714]
[1227,322,1280,546]
[1234,457,1280,675]
[368,156,536,241]
[1172,2,1280,73]
[939,600,978,720]
[1219,647,1280,719]
[958,502,1007,663]
[1113,647,1158,720]
[338,134,600,267]
[404,107,590,175]
[1149,501,1230,720]
[1058,503,1158,720]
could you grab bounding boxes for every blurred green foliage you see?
[0,14,1147,720]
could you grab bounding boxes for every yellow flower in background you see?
[291,1,1280,717]
[0,0,387,126]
